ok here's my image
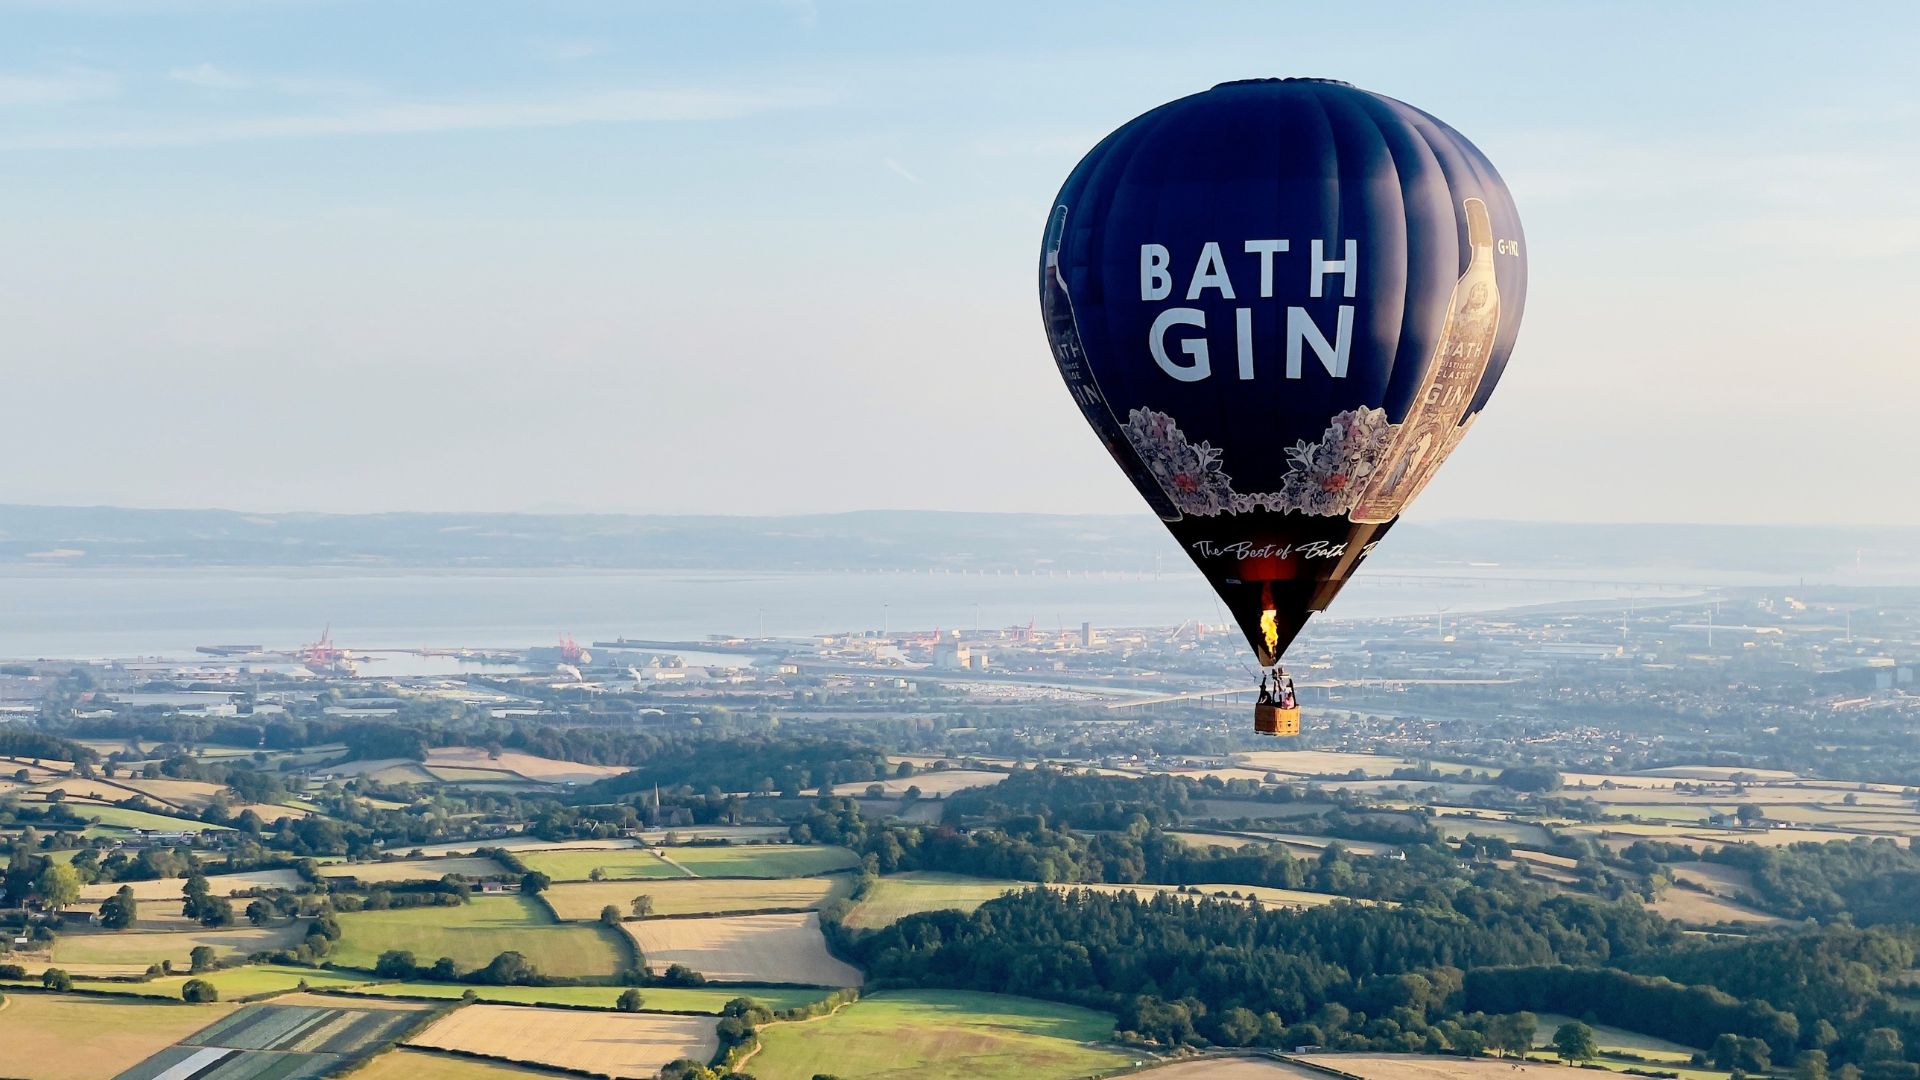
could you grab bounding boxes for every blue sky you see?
[2,1,1916,524]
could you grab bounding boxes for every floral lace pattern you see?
[1119,406,1394,518]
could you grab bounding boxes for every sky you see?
[1,1,1916,525]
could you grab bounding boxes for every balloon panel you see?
[1041,79,1527,665]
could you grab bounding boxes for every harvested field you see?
[335,981,829,1013]
[1668,860,1759,897]
[50,921,310,970]
[357,1045,560,1068]
[81,868,303,903]
[830,770,1006,797]
[1168,830,1265,850]
[1187,799,1328,822]
[1652,888,1788,927]
[749,989,1129,1080]
[842,872,1024,929]
[625,911,861,986]
[318,856,505,883]
[356,1048,559,1078]
[331,896,627,978]
[407,1003,718,1080]
[1047,882,1357,909]
[423,748,629,785]
[543,875,852,921]
[1135,1061,1323,1078]
[0,992,236,1080]
[520,843,857,882]
[1298,1054,1569,1080]
[1248,831,1384,857]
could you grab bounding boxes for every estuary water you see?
[0,564,1770,663]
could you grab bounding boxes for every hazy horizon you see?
[5,2,1916,525]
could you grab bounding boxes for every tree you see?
[375,950,418,978]
[246,899,273,926]
[589,867,607,882]
[616,988,646,1012]
[1554,1022,1599,1065]
[631,894,655,918]
[520,871,551,895]
[99,886,138,930]
[662,963,706,987]
[1862,1029,1904,1063]
[1736,803,1766,825]
[189,945,216,973]
[36,863,80,913]
[181,978,218,1003]
[477,950,534,986]
[1489,1012,1538,1058]
[42,968,71,991]
[1796,1050,1830,1080]
[600,905,623,928]
[198,896,235,928]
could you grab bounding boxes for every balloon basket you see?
[1253,703,1301,737]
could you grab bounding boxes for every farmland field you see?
[356,1048,559,1078]
[331,896,628,977]
[1651,888,1789,927]
[422,747,629,785]
[1297,1054,1577,1080]
[120,999,432,1080]
[521,843,858,882]
[830,770,1007,797]
[542,874,853,921]
[336,980,830,1013]
[0,992,237,1080]
[50,921,310,969]
[748,989,1131,1080]
[336,980,832,1012]
[2,963,379,1000]
[1167,830,1264,850]
[1135,1061,1322,1078]
[1531,1012,1701,1059]
[625,911,861,986]
[517,847,692,881]
[407,1003,717,1079]
[841,872,1024,929]
[317,856,505,883]
[80,868,304,903]
[64,803,229,832]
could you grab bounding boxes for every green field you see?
[335,980,831,1013]
[520,843,859,882]
[749,989,1130,1080]
[5,964,378,1000]
[330,895,629,977]
[842,872,1024,929]
[68,804,229,832]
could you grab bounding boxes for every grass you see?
[518,847,692,882]
[335,980,833,1013]
[4,964,378,1000]
[842,872,1024,930]
[0,992,239,1080]
[519,843,858,882]
[1531,1012,1702,1060]
[748,988,1132,1080]
[542,875,854,921]
[331,896,628,978]
[65,803,229,832]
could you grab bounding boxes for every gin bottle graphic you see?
[1349,197,1502,524]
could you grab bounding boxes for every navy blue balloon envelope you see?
[1041,78,1527,667]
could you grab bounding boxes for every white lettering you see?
[1150,308,1211,381]
[1286,306,1353,378]
[1140,244,1171,301]
[1185,242,1236,300]
[1310,238,1358,299]
[1235,308,1255,380]
[1243,239,1289,298]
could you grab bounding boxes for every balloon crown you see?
[1212,77,1356,89]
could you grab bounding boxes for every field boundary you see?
[399,1042,602,1078]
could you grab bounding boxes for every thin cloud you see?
[0,68,118,107]
[167,62,250,89]
[0,85,833,150]
[530,37,610,63]
[883,157,922,184]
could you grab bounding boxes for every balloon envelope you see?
[1041,78,1527,666]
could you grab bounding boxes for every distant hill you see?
[0,504,1913,575]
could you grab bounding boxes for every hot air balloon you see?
[1040,78,1526,735]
